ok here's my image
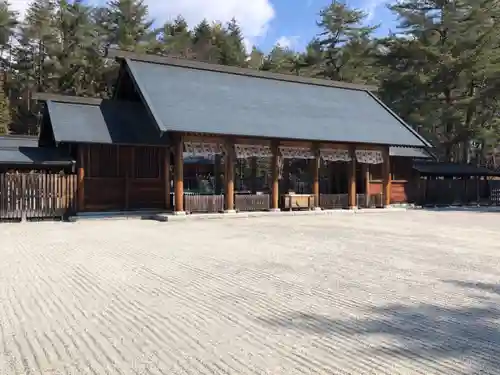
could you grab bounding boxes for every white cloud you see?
[9,0,30,19]
[362,0,386,22]
[275,35,299,49]
[146,0,275,46]
[9,0,275,48]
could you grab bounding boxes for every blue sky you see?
[259,0,399,51]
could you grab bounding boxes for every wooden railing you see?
[184,194,224,213]
[368,193,383,208]
[319,194,349,209]
[356,194,366,208]
[235,194,270,212]
[0,173,77,221]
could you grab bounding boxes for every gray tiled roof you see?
[390,147,433,159]
[124,56,431,147]
[0,147,74,166]
[46,99,163,145]
[0,135,38,148]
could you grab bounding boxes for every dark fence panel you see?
[184,194,224,213]
[235,194,270,212]
[320,194,348,209]
[416,179,494,206]
[0,173,77,221]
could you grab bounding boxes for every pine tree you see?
[377,0,500,161]
[192,19,219,62]
[0,80,11,134]
[0,0,18,69]
[150,16,193,58]
[218,18,246,66]
[315,0,378,82]
[50,0,101,96]
[105,0,154,51]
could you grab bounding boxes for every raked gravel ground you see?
[1,210,500,375]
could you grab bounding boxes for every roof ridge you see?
[32,93,103,106]
[105,48,378,92]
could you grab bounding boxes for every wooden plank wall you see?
[82,144,166,212]
[0,173,77,221]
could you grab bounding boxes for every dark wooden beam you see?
[174,136,184,213]
[271,141,280,210]
[77,145,85,212]
[363,164,370,208]
[164,146,171,210]
[105,48,378,92]
[383,147,392,207]
[348,148,357,208]
[312,146,320,208]
[224,140,235,211]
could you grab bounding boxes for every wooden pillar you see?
[348,150,357,208]
[363,164,370,208]
[77,145,85,212]
[311,149,320,207]
[250,156,257,194]
[214,154,222,194]
[225,140,235,211]
[164,146,171,210]
[174,136,184,213]
[382,148,391,207]
[271,141,279,210]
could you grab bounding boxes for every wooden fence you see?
[0,173,78,221]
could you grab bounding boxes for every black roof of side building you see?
[36,95,165,146]
[0,135,74,167]
[108,48,432,148]
[413,161,500,177]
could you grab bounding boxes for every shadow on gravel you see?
[258,282,500,374]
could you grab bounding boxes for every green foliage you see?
[0,0,497,163]
[0,81,11,134]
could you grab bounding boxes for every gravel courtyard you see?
[1,210,500,375]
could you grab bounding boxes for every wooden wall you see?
[80,144,167,212]
[370,156,416,204]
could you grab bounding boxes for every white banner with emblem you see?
[355,150,384,164]
[279,146,316,159]
[234,144,273,158]
[319,148,352,162]
[184,142,225,157]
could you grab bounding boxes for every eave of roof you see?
[0,146,74,166]
[33,94,165,146]
[390,146,434,159]
[0,135,39,148]
[413,161,500,177]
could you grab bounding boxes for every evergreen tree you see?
[315,0,378,82]
[0,80,10,134]
[0,0,18,69]
[377,0,500,161]
[150,16,193,58]
[218,18,246,66]
[105,0,154,51]
[192,19,219,62]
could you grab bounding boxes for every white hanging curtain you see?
[355,149,384,164]
[320,148,352,162]
[184,142,224,157]
[279,146,315,159]
[234,144,273,159]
